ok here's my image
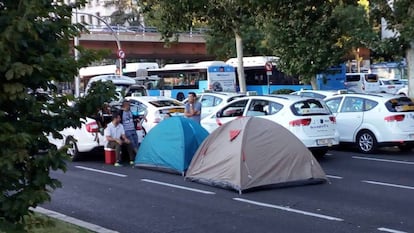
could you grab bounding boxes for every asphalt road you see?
[41,147,414,233]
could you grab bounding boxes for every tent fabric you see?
[185,117,327,192]
[135,117,209,174]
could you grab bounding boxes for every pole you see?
[74,36,80,97]
[267,74,270,95]
[74,11,123,75]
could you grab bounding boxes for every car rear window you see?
[149,100,183,107]
[385,97,414,112]
[290,99,331,116]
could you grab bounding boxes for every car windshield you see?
[291,99,331,116]
[385,97,414,112]
[149,100,183,107]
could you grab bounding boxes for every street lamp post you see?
[73,11,123,97]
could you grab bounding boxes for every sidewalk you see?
[32,207,119,233]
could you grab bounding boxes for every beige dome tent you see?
[186,117,327,193]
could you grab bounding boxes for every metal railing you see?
[83,25,209,36]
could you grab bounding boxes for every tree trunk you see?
[235,31,246,93]
[310,76,318,90]
[407,42,414,97]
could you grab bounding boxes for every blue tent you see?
[135,117,209,174]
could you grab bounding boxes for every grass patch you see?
[0,213,95,233]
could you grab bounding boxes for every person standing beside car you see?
[104,112,135,166]
[119,100,140,155]
[184,92,202,123]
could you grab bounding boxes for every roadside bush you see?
[271,89,295,94]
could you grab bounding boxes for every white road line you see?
[233,198,343,222]
[362,180,414,191]
[326,175,343,179]
[75,166,127,177]
[141,179,216,195]
[353,156,414,165]
[378,227,408,233]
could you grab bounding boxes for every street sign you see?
[265,61,273,71]
[117,49,125,59]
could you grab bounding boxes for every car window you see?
[291,99,330,116]
[219,99,248,117]
[325,97,343,113]
[213,96,223,106]
[301,92,326,99]
[149,100,183,107]
[364,99,378,111]
[346,75,361,82]
[200,95,215,107]
[128,100,148,116]
[341,97,364,112]
[227,95,245,103]
[365,74,378,83]
[267,101,283,115]
[385,97,414,112]
[246,100,268,116]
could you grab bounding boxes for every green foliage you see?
[271,89,295,94]
[258,0,375,85]
[0,0,115,229]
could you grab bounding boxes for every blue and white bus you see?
[146,61,237,99]
[226,56,309,94]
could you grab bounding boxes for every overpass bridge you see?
[75,31,214,61]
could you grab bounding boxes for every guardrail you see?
[83,25,209,35]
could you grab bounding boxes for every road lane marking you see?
[352,156,414,165]
[75,166,127,177]
[362,180,414,191]
[233,198,343,222]
[141,179,215,195]
[326,175,343,179]
[378,227,408,233]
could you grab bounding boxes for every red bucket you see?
[104,148,116,164]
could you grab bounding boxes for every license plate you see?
[317,138,332,146]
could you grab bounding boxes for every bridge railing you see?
[83,25,208,36]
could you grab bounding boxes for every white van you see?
[344,73,380,93]
[84,75,136,100]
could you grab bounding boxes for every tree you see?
[257,0,375,88]
[140,0,266,93]
[105,0,143,26]
[0,0,115,230]
[370,0,414,96]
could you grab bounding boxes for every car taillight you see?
[154,118,161,123]
[329,116,336,123]
[86,121,99,133]
[384,115,405,122]
[136,124,142,130]
[289,118,312,127]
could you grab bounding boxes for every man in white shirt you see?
[104,112,134,166]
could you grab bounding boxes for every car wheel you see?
[65,136,81,161]
[356,130,377,153]
[311,149,328,158]
[398,145,413,152]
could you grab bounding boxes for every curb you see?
[31,207,119,233]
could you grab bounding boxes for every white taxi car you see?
[126,96,185,133]
[201,95,339,157]
[379,79,405,94]
[324,93,414,153]
[182,92,246,119]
